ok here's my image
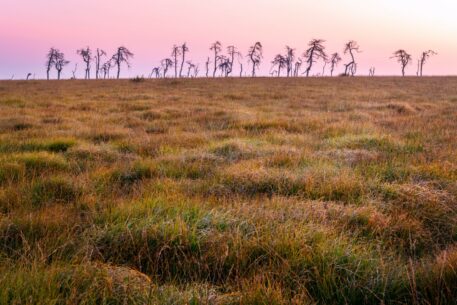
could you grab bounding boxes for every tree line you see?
[45,46,133,80]
[42,40,436,80]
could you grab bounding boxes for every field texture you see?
[1,78,457,304]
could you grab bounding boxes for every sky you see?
[1,0,457,79]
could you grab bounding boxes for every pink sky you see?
[1,0,457,79]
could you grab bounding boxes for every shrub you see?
[130,76,145,83]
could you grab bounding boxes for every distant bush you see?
[130,76,145,83]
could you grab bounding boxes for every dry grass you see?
[1,77,457,304]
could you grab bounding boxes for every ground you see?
[0,77,457,304]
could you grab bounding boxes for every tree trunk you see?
[251,59,255,77]
[173,55,177,78]
[213,52,217,78]
[180,52,185,78]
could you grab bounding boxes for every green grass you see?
[0,78,457,304]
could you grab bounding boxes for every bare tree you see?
[418,50,437,76]
[218,55,231,77]
[343,41,360,76]
[271,54,287,77]
[294,58,302,77]
[226,45,242,77]
[210,41,222,78]
[100,61,111,79]
[45,48,57,80]
[171,45,181,78]
[322,61,328,76]
[205,57,210,77]
[112,46,134,79]
[193,64,199,78]
[247,42,263,77]
[179,43,189,78]
[329,53,342,77]
[26,73,32,80]
[150,67,161,78]
[161,58,173,78]
[77,47,92,79]
[303,39,327,77]
[391,49,412,76]
[186,61,196,78]
[71,64,78,79]
[95,48,106,79]
[285,46,295,77]
[54,50,69,80]
[369,67,376,76]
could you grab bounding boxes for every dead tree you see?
[303,39,327,77]
[45,48,57,80]
[329,53,341,77]
[247,42,263,77]
[186,61,195,78]
[26,73,32,80]
[112,46,134,79]
[171,45,181,78]
[369,67,376,76]
[294,58,302,77]
[193,64,199,78]
[205,57,210,77]
[285,46,295,77]
[95,49,106,79]
[343,41,360,76]
[217,56,230,77]
[418,50,437,76]
[100,61,111,79]
[150,67,161,78]
[77,47,92,79]
[322,61,328,76]
[71,64,78,79]
[226,45,241,77]
[179,43,189,78]
[210,41,222,78]
[271,54,287,77]
[391,49,412,76]
[54,50,69,80]
[161,58,173,78]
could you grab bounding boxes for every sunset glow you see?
[1,0,457,78]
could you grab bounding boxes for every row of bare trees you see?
[148,42,262,79]
[44,41,436,79]
[269,40,361,77]
[391,49,437,77]
[45,46,133,80]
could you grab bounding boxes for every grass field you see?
[1,77,457,304]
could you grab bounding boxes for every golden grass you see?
[0,77,457,304]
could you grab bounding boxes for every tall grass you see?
[0,77,457,304]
